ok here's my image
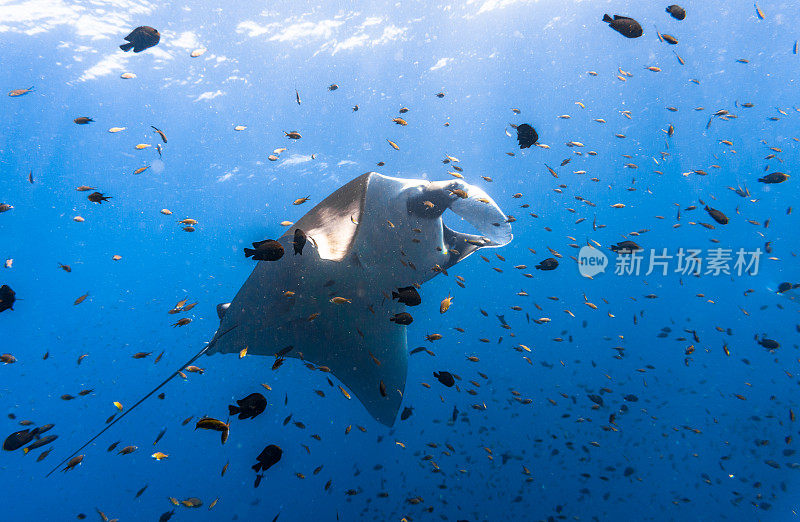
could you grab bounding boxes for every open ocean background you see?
[1,1,799,520]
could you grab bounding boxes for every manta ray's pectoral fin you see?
[216,302,231,320]
[208,297,408,426]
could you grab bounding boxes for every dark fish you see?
[516,123,538,149]
[777,282,799,293]
[36,447,52,462]
[666,5,686,20]
[62,454,83,471]
[0,285,16,312]
[292,229,307,255]
[602,14,643,38]
[229,393,267,420]
[23,434,58,453]
[87,192,111,204]
[244,239,284,261]
[705,206,729,225]
[158,510,175,522]
[433,371,455,387]
[400,406,414,420]
[152,428,166,445]
[0,203,12,213]
[390,312,413,325]
[73,117,93,125]
[611,240,642,253]
[32,424,54,436]
[451,405,459,422]
[392,286,421,306]
[274,345,294,357]
[3,429,35,451]
[758,337,780,350]
[587,394,604,407]
[758,172,788,184]
[623,394,639,402]
[252,444,282,473]
[535,258,558,271]
[119,26,160,53]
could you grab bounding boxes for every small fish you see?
[87,192,111,204]
[62,454,84,471]
[392,286,421,306]
[252,444,282,472]
[390,312,413,325]
[602,14,643,38]
[661,34,678,45]
[758,172,788,184]
[228,393,267,420]
[705,206,729,225]
[119,26,160,53]
[151,126,167,143]
[293,229,307,255]
[535,258,559,271]
[516,123,538,149]
[3,429,35,450]
[666,5,686,20]
[433,371,455,387]
[440,295,453,314]
[244,239,284,261]
[611,241,641,253]
[8,86,34,97]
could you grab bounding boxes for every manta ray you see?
[50,172,511,475]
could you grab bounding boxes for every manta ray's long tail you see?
[46,325,237,477]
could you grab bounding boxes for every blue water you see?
[2,1,800,520]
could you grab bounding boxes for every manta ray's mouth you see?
[447,184,513,247]
[406,178,513,247]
